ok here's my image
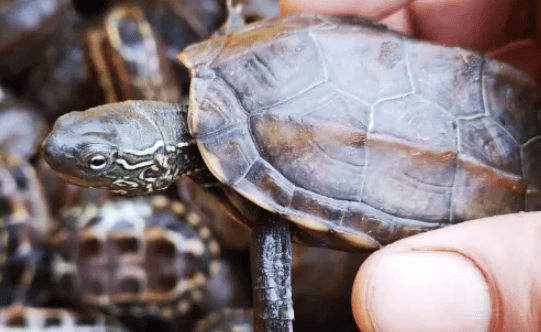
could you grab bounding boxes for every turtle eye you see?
[89,155,107,170]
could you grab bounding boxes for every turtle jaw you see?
[41,130,78,179]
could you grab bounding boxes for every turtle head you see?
[42,101,193,195]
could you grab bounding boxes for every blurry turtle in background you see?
[49,196,222,321]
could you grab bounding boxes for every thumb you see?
[352,212,541,332]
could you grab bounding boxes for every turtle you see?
[48,195,221,321]
[41,13,541,332]
[84,4,181,105]
[0,306,130,332]
[0,0,77,78]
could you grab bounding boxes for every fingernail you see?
[363,251,492,332]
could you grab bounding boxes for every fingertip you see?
[352,250,493,332]
[280,0,414,18]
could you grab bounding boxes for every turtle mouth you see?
[55,171,100,188]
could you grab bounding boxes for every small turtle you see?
[42,14,541,331]
[0,306,130,331]
[0,87,48,160]
[49,195,221,320]
[84,4,181,104]
[138,0,227,62]
[192,308,253,332]
[0,0,77,78]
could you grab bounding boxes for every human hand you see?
[279,0,541,331]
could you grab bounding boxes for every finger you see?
[279,0,414,19]
[380,8,413,35]
[409,0,520,52]
[352,212,541,332]
[485,40,541,85]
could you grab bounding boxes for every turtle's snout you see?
[41,130,74,171]
[41,132,60,164]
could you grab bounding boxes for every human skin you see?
[280,1,541,331]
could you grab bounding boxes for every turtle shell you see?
[50,195,221,320]
[180,14,541,250]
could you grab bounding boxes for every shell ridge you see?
[231,156,259,187]
[480,58,521,148]
[411,94,456,120]
[358,106,374,201]
[327,83,371,107]
[308,30,329,82]
[371,91,413,107]
[252,79,328,114]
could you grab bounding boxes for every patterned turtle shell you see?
[50,195,221,319]
[179,13,541,250]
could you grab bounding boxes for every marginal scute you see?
[407,42,484,117]
[451,157,525,222]
[189,77,248,138]
[289,189,345,227]
[197,125,260,186]
[483,58,540,144]
[234,159,295,213]
[458,116,521,176]
[362,139,456,221]
[213,32,326,112]
[178,34,228,70]
[315,25,410,104]
[372,94,457,150]
[342,202,442,245]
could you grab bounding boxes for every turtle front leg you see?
[251,213,294,332]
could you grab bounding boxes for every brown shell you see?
[180,14,541,249]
